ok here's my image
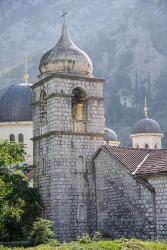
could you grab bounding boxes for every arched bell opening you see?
[71,87,87,133]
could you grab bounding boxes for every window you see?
[40,89,47,122]
[145,144,149,149]
[9,134,15,142]
[77,204,87,222]
[77,155,85,172]
[42,158,46,174]
[72,87,87,133]
[135,144,139,148]
[155,144,158,149]
[18,133,24,144]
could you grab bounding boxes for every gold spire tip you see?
[144,96,148,117]
[23,52,29,83]
[23,73,29,83]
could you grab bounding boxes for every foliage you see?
[92,231,103,242]
[30,218,55,246]
[1,239,167,250]
[0,141,42,242]
[77,233,92,244]
[0,141,26,168]
[77,232,103,244]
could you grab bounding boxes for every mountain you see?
[0,0,167,145]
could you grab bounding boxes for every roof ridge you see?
[103,145,149,151]
[132,153,150,175]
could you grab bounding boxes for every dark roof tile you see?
[103,146,167,176]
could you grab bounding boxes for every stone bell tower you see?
[32,23,105,241]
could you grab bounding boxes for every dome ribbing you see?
[39,24,93,77]
[0,83,32,122]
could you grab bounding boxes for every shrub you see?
[47,239,59,247]
[92,231,103,242]
[30,218,55,246]
[77,233,92,244]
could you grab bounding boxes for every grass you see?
[1,239,167,250]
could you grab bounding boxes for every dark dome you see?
[0,83,32,122]
[132,117,161,134]
[104,127,117,141]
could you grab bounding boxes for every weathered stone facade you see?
[32,75,105,241]
[94,147,167,241]
[32,22,167,243]
[147,176,167,240]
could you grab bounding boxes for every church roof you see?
[39,23,93,78]
[96,146,167,176]
[0,83,32,122]
[131,117,162,134]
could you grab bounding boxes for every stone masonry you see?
[94,148,156,240]
[32,74,105,241]
[32,22,167,243]
[94,146,167,241]
[147,176,167,240]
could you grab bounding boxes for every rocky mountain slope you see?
[0,0,167,145]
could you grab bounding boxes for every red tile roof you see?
[103,145,167,176]
[25,169,34,180]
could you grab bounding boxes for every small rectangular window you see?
[42,158,46,174]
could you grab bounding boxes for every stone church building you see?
[32,23,167,241]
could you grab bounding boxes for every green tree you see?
[0,141,42,241]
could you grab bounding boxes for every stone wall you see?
[32,75,104,138]
[147,175,167,240]
[32,75,105,241]
[94,148,156,239]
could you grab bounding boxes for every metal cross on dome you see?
[61,10,68,24]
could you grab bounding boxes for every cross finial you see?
[61,10,68,24]
[23,52,29,83]
[144,96,148,117]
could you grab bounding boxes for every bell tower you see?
[32,23,105,241]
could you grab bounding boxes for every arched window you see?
[18,133,24,144]
[77,204,87,222]
[72,87,87,133]
[145,144,149,149]
[40,89,47,122]
[77,155,85,172]
[135,144,139,148]
[155,143,158,149]
[9,134,15,142]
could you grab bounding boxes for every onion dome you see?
[132,97,162,134]
[39,23,93,77]
[131,117,161,134]
[104,127,117,141]
[0,83,32,122]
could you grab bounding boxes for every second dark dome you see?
[132,117,161,134]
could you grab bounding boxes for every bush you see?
[30,218,55,246]
[92,231,103,242]
[47,239,59,247]
[77,233,92,244]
